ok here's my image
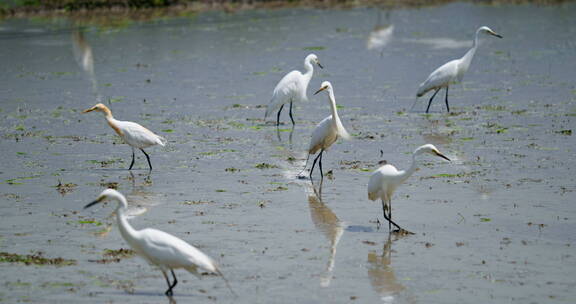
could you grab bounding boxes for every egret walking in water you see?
[85,189,235,297]
[416,26,503,113]
[83,103,165,170]
[303,81,350,180]
[265,54,323,126]
[368,144,450,232]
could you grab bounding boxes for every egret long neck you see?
[103,110,123,136]
[460,29,481,72]
[303,59,314,84]
[400,154,419,183]
[116,206,139,247]
[328,89,340,125]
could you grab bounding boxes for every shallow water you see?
[1,2,576,303]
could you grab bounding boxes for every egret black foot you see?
[392,228,414,236]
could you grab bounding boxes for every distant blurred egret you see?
[416,26,503,113]
[303,81,350,180]
[265,54,323,126]
[367,10,394,56]
[367,144,450,231]
[85,189,235,296]
[83,103,165,170]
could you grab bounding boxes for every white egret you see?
[303,81,351,180]
[72,30,102,102]
[367,144,450,231]
[84,189,235,296]
[83,103,165,170]
[265,54,323,126]
[416,26,503,113]
[367,10,394,56]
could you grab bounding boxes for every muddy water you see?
[1,2,576,303]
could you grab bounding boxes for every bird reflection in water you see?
[367,235,412,303]
[367,10,394,56]
[167,295,176,304]
[124,171,164,217]
[94,171,157,237]
[276,124,295,145]
[72,29,102,102]
[306,180,344,287]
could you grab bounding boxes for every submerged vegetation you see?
[0,251,76,266]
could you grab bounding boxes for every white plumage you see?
[367,144,450,231]
[304,81,350,180]
[84,189,234,296]
[417,26,503,113]
[83,103,165,170]
[265,54,323,126]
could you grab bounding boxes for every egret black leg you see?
[425,88,441,113]
[388,202,393,231]
[140,148,152,171]
[288,101,295,126]
[170,270,178,291]
[128,148,135,170]
[381,199,401,231]
[444,86,450,112]
[385,203,391,231]
[318,150,324,180]
[276,104,284,126]
[162,271,173,296]
[310,152,322,179]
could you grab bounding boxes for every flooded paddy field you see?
[1,2,575,303]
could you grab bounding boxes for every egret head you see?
[479,26,503,39]
[414,144,451,161]
[314,81,332,95]
[306,53,323,69]
[82,103,111,115]
[85,189,126,209]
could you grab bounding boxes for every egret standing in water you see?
[303,81,350,180]
[368,144,450,232]
[83,103,165,170]
[84,189,235,297]
[416,26,503,113]
[265,54,323,126]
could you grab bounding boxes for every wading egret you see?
[84,189,235,297]
[303,81,350,180]
[416,26,503,113]
[83,103,165,170]
[367,144,450,232]
[265,54,323,126]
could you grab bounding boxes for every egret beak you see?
[490,31,503,39]
[434,151,451,161]
[84,196,105,209]
[82,107,95,113]
[314,86,327,95]
[317,62,324,69]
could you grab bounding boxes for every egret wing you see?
[308,116,333,154]
[137,228,217,274]
[417,59,459,96]
[117,121,165,148]
[367,170,383,201]
[368,165,400,200]
[266,71,303,118]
